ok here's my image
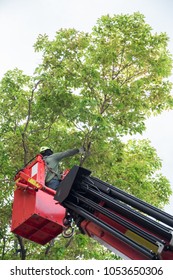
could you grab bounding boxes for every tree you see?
[34,12,172,146]
[0,12,172,260]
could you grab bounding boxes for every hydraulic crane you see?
[11,155,173,260]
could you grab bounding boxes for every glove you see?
[78,147,85,154]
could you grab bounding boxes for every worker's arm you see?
[50,148,80,161]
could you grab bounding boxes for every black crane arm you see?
[54,165,173,260]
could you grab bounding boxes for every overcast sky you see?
[0,0,173,214]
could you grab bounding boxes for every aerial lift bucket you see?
[11,155,66,245]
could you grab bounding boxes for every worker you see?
[40,146,85,190]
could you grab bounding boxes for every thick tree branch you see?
[15,235,26,260]
[22,80,41,164]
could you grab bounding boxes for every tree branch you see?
[15,235,26,260]
[22,80,41,164]
[45,239,55,256]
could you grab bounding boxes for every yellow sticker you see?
[28,178,41,189]
[125,229,158,253]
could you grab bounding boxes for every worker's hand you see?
[78,147,86,154]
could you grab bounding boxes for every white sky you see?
[0,0,173,214]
